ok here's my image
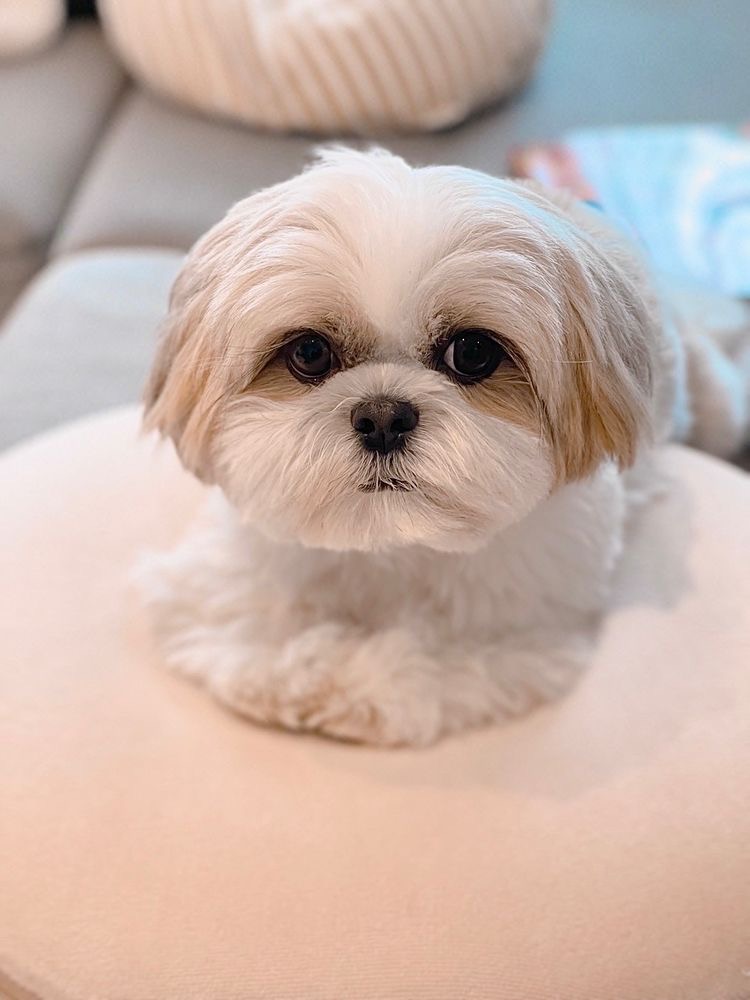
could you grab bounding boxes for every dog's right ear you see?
[143,248,224,483]
[144,175,303,481]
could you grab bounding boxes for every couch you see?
[2,0,750,448]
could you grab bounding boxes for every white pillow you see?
[99,0,552,133]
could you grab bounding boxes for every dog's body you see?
[140,149,750,746]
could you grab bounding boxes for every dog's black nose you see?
[351,398,419,455]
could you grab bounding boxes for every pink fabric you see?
[1,407,749,1000]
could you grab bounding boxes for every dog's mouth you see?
[358,478,413,494]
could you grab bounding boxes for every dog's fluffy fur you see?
[139,148,750,746]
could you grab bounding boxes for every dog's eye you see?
[441,330,505,382]
[285,332,337,382]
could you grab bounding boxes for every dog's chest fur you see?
[140,461,631,745]
[226,461,626,647]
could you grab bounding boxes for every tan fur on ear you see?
[143,169,349,480]
[143,269,221,482]
[143,186,287,480]
[516,182,659,483]
[555,291,651,482]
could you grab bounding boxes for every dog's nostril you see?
[351,398,419,455]
[390,412,418,435]
[353,415,376,436]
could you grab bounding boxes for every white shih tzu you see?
[140,148,750,746]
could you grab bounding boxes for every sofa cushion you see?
[53,91,316,255]
[0,24,123,255]
[0,249,181,449]
[0,406,749,1000]
[0,246,41,322]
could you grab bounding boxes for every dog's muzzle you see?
[350,397,419,455]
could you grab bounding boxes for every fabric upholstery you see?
[53,91,316,255]
[0,250,182,449]
[0,24,123,319]
[0,24,122,255]
[98,0,550,135]
[0,247,41,324]
[1,406,749,1000]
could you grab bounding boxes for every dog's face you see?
[145,149,657,552]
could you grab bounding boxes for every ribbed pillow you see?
[99,0,552,134]
[0,0,64,57]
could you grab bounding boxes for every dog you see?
[139,148,750,746]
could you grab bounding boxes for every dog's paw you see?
[208,625,450,747]
[138,549,593,747]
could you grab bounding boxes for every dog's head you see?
[145,148,658,552]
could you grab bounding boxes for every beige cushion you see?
[98,0,550,135]
[1,406,749,999]
[0,249,182,449]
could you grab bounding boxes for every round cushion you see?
[1,407,749,1000]
[98,0,551,135]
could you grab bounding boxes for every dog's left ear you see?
[517,182,660,483]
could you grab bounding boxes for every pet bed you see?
[1,406,749,999]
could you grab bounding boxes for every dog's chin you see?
[239,485,520,555]
[357,481,412,494]
[217,423,555,554]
